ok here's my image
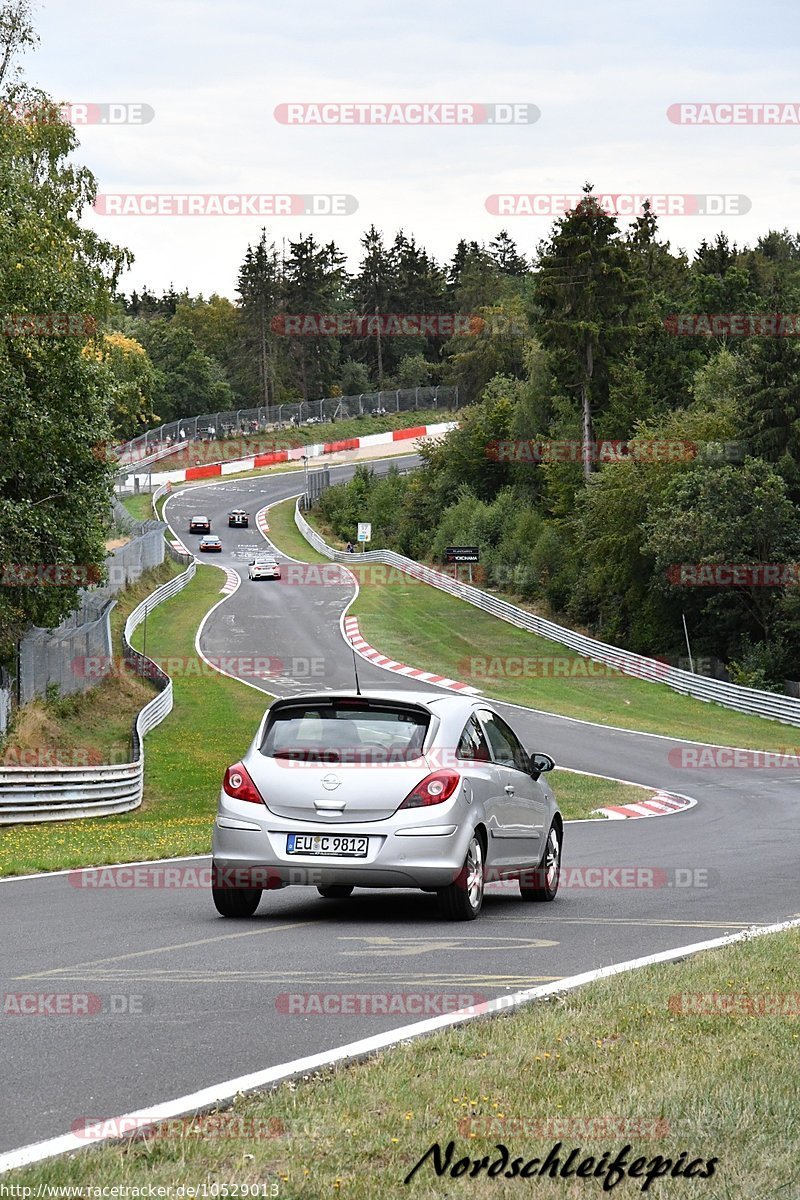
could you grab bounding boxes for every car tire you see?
[437,832,484,921]
[212,886,262,918]
[520,821,561,902]
[317,885,354,899]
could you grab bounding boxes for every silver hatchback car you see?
[211,690,562,921]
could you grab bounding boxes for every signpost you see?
[357,522,372,553]
[444,546,479,583]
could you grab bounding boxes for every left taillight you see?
[398,769,461,810]
[222,762,264,805]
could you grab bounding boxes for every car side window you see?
[456,715,491,763]
[478,710,530,774]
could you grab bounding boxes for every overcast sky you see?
[26,0,800,299]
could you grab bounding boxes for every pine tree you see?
[237,229,282,405]
[533,183,641,479]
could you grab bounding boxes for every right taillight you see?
[222,762,264,805]
[398,769,461,810]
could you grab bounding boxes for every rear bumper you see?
[212,799,473,889]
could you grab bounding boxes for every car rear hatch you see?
[251,696,436,823]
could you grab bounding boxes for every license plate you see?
[287,833,368,857]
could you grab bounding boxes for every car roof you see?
[192,514,210,519]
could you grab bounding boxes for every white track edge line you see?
[2,915,798,1175]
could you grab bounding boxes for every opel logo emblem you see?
[321,773,341,791]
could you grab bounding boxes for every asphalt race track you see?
[2,455,798,1156]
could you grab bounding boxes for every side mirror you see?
[529,752,556,778]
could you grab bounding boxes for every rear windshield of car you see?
[260,701,430,764]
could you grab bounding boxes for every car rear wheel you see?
[317,885,354,899]
[438,833,484,921]
[212,887,262,917]
[520,822,561,902]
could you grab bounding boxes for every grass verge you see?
[268,500,798,753]
[119,492,155,522]
[262,495,329,563]
[9,925,798,1196]
[263,499,653,819]
[0,564,270,877]
[0,562,180,771]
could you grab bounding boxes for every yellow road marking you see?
[13,920,316,980]
[13,968,561,987]
[338,935,558,956]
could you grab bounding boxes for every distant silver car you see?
[248,557,281,580]
[199,534,222,552]
[212,690,561,921]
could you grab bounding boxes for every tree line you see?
[316,189,800,688]
[110,225,531,437]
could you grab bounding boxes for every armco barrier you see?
[0,560,195,825]
[295,504,800,729]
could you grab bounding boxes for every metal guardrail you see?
[0,560,196,825]
[295,504,800,729]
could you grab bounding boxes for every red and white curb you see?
[126,421,457,486]
[344,615,480,694]
[593,791,695,820]
[219,567,240,596]
[256,508,270,539]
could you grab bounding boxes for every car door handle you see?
[504,785,515,795]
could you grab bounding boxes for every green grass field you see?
[264,498,798,753]
[119,492,155,522]
[9,924,798,1197]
